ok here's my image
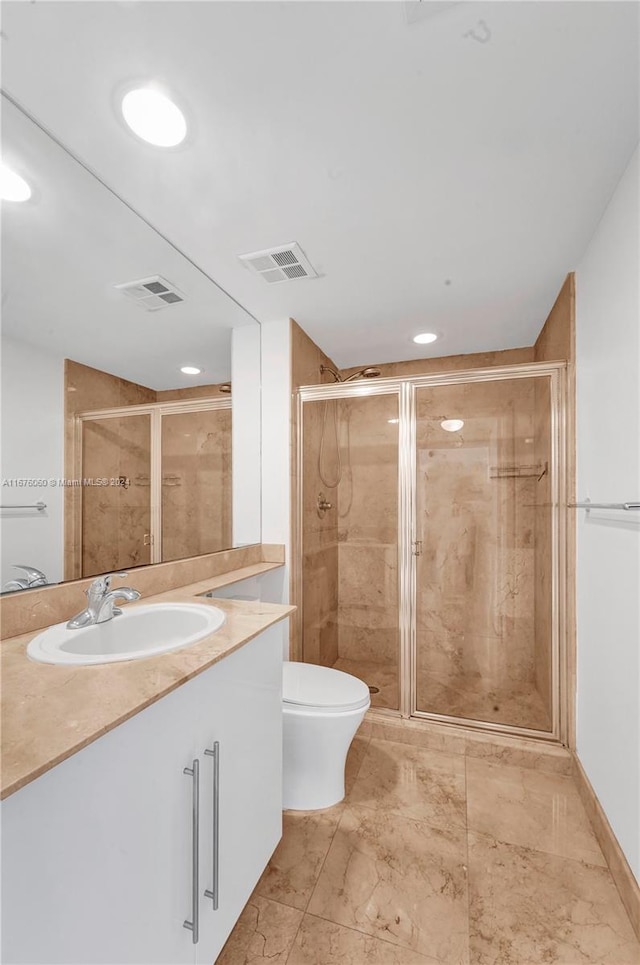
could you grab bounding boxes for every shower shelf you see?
[489,462,547,481]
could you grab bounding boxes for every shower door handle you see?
[412,540,423,557]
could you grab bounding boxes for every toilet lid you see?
[283,662,370,711]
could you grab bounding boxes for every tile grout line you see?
[284,734,373,965]
[289,908,440,962]
[301,732,371,916]
[469,826,610,870]
[464,752,472,963]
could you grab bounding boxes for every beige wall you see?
[291,321,340,663]
[341,346,534,380]
[156,384,228,401]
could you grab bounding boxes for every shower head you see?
[319,364,381,383]
[319,364,342,383]
[343,366,382,382]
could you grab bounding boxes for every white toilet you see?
[282,662,370,810]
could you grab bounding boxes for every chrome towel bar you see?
[569,501,640,511]
[0,501,47,511]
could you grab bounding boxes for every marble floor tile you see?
[255,807,342,911]
[348,738,467,830]
[468,832,640,964]
[287,914,437,964]
[215,894,302,965]
[466,759,606,866]
[332,656,399,711]
[307,805,469,963]
[416,669,551,732]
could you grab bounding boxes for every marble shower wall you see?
[301,401,339,667]
[65,360,156,579]
[81,414,152,577]
[335,396,399,687]
[161,409,232,563]
[292,321,341,667]
[414,377,552,730]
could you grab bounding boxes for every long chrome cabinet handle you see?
[204,742,220,910]
[183,759,200,944]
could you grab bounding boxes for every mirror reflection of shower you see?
[317,365,381,489]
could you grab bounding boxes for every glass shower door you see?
[300,390,400,711]
[413,375,555,734]
[160,408,232,562]
[81,414,152,577]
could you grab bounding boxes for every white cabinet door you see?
[1,673,199,965]
[1,624,284,965]
[195,626,283,964]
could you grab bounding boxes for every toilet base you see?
[282,704,368,811]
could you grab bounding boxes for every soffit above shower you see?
[2,3,638,366]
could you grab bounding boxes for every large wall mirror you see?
[0,95,261,592]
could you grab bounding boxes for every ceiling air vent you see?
[114,275,185,311]
[238,243,318,284]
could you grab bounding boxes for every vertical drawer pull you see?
[204,742,220,910]
[183,759,200,944]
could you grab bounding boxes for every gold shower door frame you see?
[70,398,231,576]
[296,361,568,744]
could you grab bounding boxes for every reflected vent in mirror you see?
[114,275,185,311]
[238,242,318,283]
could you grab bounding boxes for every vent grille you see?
[238,243,318,284]
[114,275,185,311]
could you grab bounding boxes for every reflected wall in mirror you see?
[0,96,261,592]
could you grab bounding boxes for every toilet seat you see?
[283,662,370,714]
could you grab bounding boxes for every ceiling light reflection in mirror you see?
[121,87,187,147]
[1,95,261,595]
[0,161,32,202]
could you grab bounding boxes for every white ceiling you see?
[2,1,638,368]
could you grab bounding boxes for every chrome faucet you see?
[2,564,50,592]
[66,573,141,629]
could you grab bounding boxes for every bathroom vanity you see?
[1,576,292,964]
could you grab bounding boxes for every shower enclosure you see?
[295,363,567,741]
[68,397,231,579]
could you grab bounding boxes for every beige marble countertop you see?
[1,568,294,800]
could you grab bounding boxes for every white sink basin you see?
[27,603,226,666]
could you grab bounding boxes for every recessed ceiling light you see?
[413,332,438,345]
[441,419,464,432]
[0,162,32,202]
[180,366,201,375]
[121,88,187,147]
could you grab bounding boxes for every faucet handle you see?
[102,572,128,590]
[13,565,48,585]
